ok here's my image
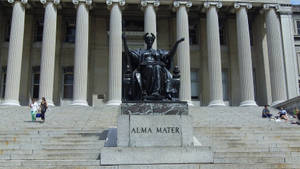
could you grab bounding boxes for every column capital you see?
[40,0,60,6]
[263,3,280,11]
[72,0,92,7]
[141,0,159,7]
[234,3,252,10]
[106,0,125,7]
[204,1,222,9]
[278,6,293,15]
[173,0,192,8]
[8,0,27,5]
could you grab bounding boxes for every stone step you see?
[214,152,292,158]
[6,167,108,169]
[0,138,105,145]
[195,131,300,135]
[196,128,300,132]
[0,160,100,167]
[213,147,300,152]
[0,143,103,149]
[198,163,300,169]
[0,153,100,160]
[213,156,285,164]
[0,132,100,136]
[0,149,101,155]
[210,143,300,148]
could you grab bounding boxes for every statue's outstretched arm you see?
[122,32,130,55]
[168,38,185,58]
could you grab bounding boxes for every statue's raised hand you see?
[176,38,185,44]
[122,32,126,40]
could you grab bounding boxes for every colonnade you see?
[2,0,293,106]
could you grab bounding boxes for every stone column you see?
[173,0,192,105]
[204,2,225,106]
[39,0,60,106]
[3,0,27,106]
[199,18,210,105]
[106,0,125,105]
[226,18,240,106]
[252,13,272,106]
[234,3,257,106]
[279,6,299,99]
[141,0,159,49]
[71,0,92,106]
[264,4,287,105]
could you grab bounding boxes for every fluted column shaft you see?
[143,3,157,49]
[279,7,299,98]
[107,2,123,105]
[72,2,89,106]
[235,4,257,106]
[205,3,225,106]
[39,1,58,106]
[4,0,26,106]
[174,2,192,104]
[264,6,287,105]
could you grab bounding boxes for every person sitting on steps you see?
[278,107,288,121]
[262,105,272,118]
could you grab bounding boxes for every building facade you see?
[0,0,298,106]
[293,5,300,94]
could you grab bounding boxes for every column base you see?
[208,100,225,107]
[107,100,121,106]
[240,100,257,107]
[71,100,88,106]
[47,101,55,106]
[271,100,285,107]
[181,100,194,106]
[2,99,20,106]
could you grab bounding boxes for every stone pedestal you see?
[100,102,213,165]
[117,114,193,147]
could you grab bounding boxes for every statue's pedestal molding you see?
[100,102,213,165]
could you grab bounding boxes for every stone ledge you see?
[100,146,213,165]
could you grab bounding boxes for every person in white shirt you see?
[279,107,288,121]
[29,98,39,121]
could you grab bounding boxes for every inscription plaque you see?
[118,114,193,147]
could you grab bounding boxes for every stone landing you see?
[101,146,213,165]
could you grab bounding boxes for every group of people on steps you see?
[29,97,48,122]
[262,105,300,123]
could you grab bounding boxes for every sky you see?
[291,0,300,4]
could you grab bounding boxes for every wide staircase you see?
[0,105,299,168]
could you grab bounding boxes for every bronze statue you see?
[122,33,184,101]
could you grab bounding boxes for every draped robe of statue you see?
[122,33,184,101]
